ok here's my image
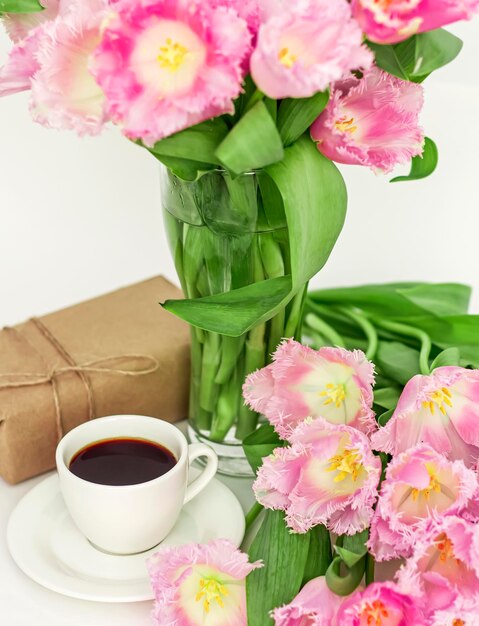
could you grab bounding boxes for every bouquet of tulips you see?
[1,0,476,448]
[2,0,479,623]
[147,282,479,626]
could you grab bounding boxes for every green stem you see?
[190,331,210,429]
[245,502,263,531]
[365,553,375,585]
[374,319,432,375]
[236,322,266,440]
[338,307,379,360]
[199,332,221,412]
[285,286,307,338]
[210,361,242,441]
[259,233,287,357]
[244,89,265,114]
[215,335,246,384]
[304,313,345,348]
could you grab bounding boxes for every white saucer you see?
[7,470,245,603]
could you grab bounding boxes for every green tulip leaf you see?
[375,342,421,386]
[409,29,463,79]
[309,282,471,319]
[378,408,395,427]
[374,386,401,410]
[302,525,332,585]
[367,41,411,80]
[430,347,461,370]
[335,547,366,569]
[216,101,284,175]
[247,510,311,626]
[266,136,347,289]
[405,316,479,367]
[369,29,463,82]
[149,119,228,166]
[277,90,329,147]
[391,137,438,183]
[326,556,366,596]
[396,282,471,316]
[243,423,283,473]
[0,0,43,12]
[326,530,368,595]
[162,276,293,336]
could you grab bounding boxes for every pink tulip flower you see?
[30,0,109,135]
[250,0,372,99]
[1,0,59,42]
[92,0,251,146]
[0,29,43,96]
[430,595,479,626]
[147,539,262,626]
[272,576,344,626]
[253,417,381,534]
[351,0,479,45]
[367,444,478,561]
[372,366,479,468]
[243,339,376,440]
[336,582,427,626]
[310,66,424,173]
[397,515,479,619]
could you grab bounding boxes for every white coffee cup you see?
[56,415,218,555]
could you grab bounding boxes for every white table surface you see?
[0,421,256,626]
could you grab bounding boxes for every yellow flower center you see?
[157,38,188,71]
[335,116,358,134]
[452,620,465,626]
[327,447,363,483]
[435,533,456,564]
[278,47,297,68]
[422,387,453,416]
[195,577,229,613]
[411,464,441,502]
[319,383,346,408]
[360,600,389,626]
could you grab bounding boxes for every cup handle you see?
[184,443,218,505]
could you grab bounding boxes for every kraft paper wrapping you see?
[0,276,190,484]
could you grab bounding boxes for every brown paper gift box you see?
[0,276,190,484]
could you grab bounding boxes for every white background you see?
[1,21,479,326]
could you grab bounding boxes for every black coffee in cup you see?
[69,438,177,486]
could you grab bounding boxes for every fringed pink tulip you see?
[372,366,479,468]
[249,0,372,99]
[310,66,424,173]
[29,0,108,135]
[0,0,63,96]
[367,444,478,562]
[147,539,262,626]
[253,418,381,534]
[1,0,59,42]
[430,596,479,626]
[272,576,344,626]
[351,0,479,45]
[0,29,43,96]
[92,0,251,146]
[336,582,427,626]
[243,339,376,440]
[397,515,479,618]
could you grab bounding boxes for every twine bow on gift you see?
[0,317,159,441]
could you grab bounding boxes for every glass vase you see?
[161,167,307,476]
